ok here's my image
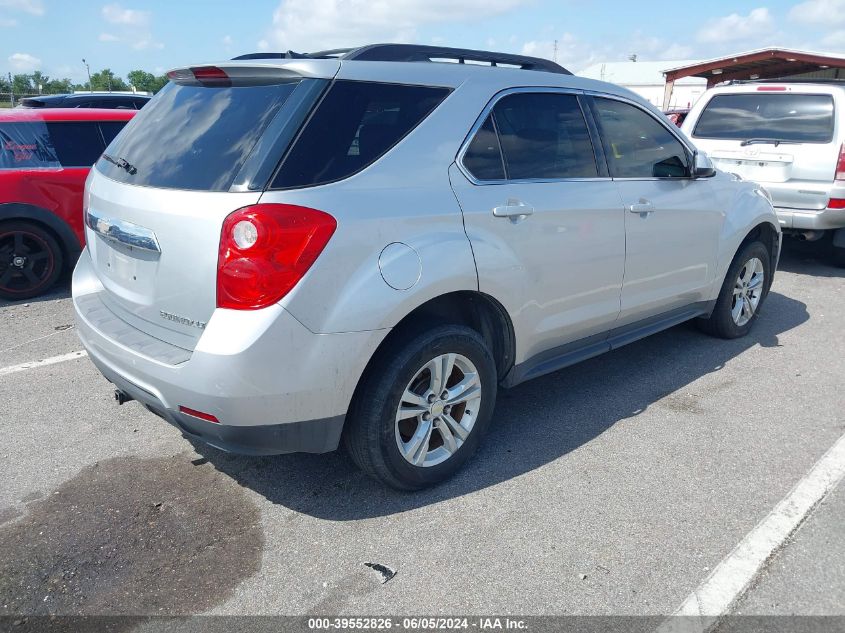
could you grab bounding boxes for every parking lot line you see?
[0,350,89,377]
[659,430,845,632]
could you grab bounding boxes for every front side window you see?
[45,122,105,167]
[491,92,598,180]
[692,93,835,144]
[272,81,451,189]
[593,98,690,179]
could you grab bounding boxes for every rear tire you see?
[344,324,497,490]
[697,240,771,339]
[831,244,845,268]
[0,221,63,301]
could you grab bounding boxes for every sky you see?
[1,0,844,83]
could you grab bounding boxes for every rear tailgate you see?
[687,89,839,210]
[82,60,337,351]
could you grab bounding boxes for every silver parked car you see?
[73,45,780,489]
[681,81,845,265]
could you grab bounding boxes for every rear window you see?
[0,121,113,169]
[693,93,835,143]
[272,81,451,189]
[95,80,302,191]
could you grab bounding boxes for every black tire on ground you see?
[697,240,772,340]
[831,245,845,268]
[0,221,64,301]
[343,324,498,490]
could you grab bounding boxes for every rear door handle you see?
[493,200,534,220]
[628,199,655,215]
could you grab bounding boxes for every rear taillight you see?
[836,144,845,181]
[217,204,337,310]
[828,198,845,209]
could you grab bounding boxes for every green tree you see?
[12,74,34,94]
[89,68,129,92]
[126,69,169,94]
[43,78,73,94]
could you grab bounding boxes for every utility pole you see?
[8,72,13,107]
[82,58,92,93]
[553,39,558,63]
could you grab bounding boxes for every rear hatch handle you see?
[86,209,161,253]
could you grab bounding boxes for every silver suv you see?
[681,81,845,265]
[73,44,780,489]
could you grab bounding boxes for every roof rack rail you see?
[725,77,845,85]
[233,43,572,74]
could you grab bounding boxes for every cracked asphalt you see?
[0,239,843,619]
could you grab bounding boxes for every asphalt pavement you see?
[1,239,843,621]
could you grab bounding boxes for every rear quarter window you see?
[271,81,451,189]
[0,122,60,169]
[45,122,106,167]
[693,93,835,143]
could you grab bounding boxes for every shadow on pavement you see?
[192,286,809,520]
[777,236,844,278]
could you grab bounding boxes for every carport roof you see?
[663,47,845,87]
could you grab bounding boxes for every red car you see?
[0,107,135,300]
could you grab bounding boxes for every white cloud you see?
[8,52,41,71]
[102,3,150,27]
[261,0,529,51]
[0,16,18,26]
[0,0,44,16]
[99,32,119,42]
[133,37,164,51]
[222,34,233,47]
[821,28,845,49]
[789,0,845,26]
[697,8,774,44]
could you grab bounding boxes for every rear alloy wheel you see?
[344,324,497,490]
[0,222,63,301]
[698,240,771,339]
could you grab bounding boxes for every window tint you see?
[0,123,59,169]
[45,122,105,167]
[692,93,834,143]
[593,98,690,178]
[463,115,505,180]
[96,80,301,191]
[272,81,450,189]
[489,92,597,180]
[99,121,129,146]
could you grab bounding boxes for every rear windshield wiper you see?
[739,138,801,147]
[101,152,137,175]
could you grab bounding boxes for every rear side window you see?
[593,98,690,178]
[96,80,302,191]
[45,122,105,167]
[0,123,60,168]
[463,115,506,180]
[272,81,451,189]
[491,92,598,180]
[692,93,835,143]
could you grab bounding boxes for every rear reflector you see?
[179,406,220,423]
[829,199,845,209]
[757,86,788,91]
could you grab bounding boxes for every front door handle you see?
[493,200,534,220]
[628,199,655,215]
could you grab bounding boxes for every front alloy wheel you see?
[731,257,765,326]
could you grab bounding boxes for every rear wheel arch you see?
[0,203,82,271]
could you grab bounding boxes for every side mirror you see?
[692,151,716,178]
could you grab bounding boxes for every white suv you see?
[682,81,845,265]
[73,44,780,489]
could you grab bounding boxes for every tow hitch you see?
[114,389,134,405]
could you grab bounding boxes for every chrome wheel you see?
[395,353,482,468]
[731,257,765,326]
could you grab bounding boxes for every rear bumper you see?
[72,248,389,455]
[775,207,845,231]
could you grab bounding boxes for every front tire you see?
[344,325,498,490]
[698,240,771,339]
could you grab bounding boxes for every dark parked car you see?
[0,107,135,300]
[18,93,150,110]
